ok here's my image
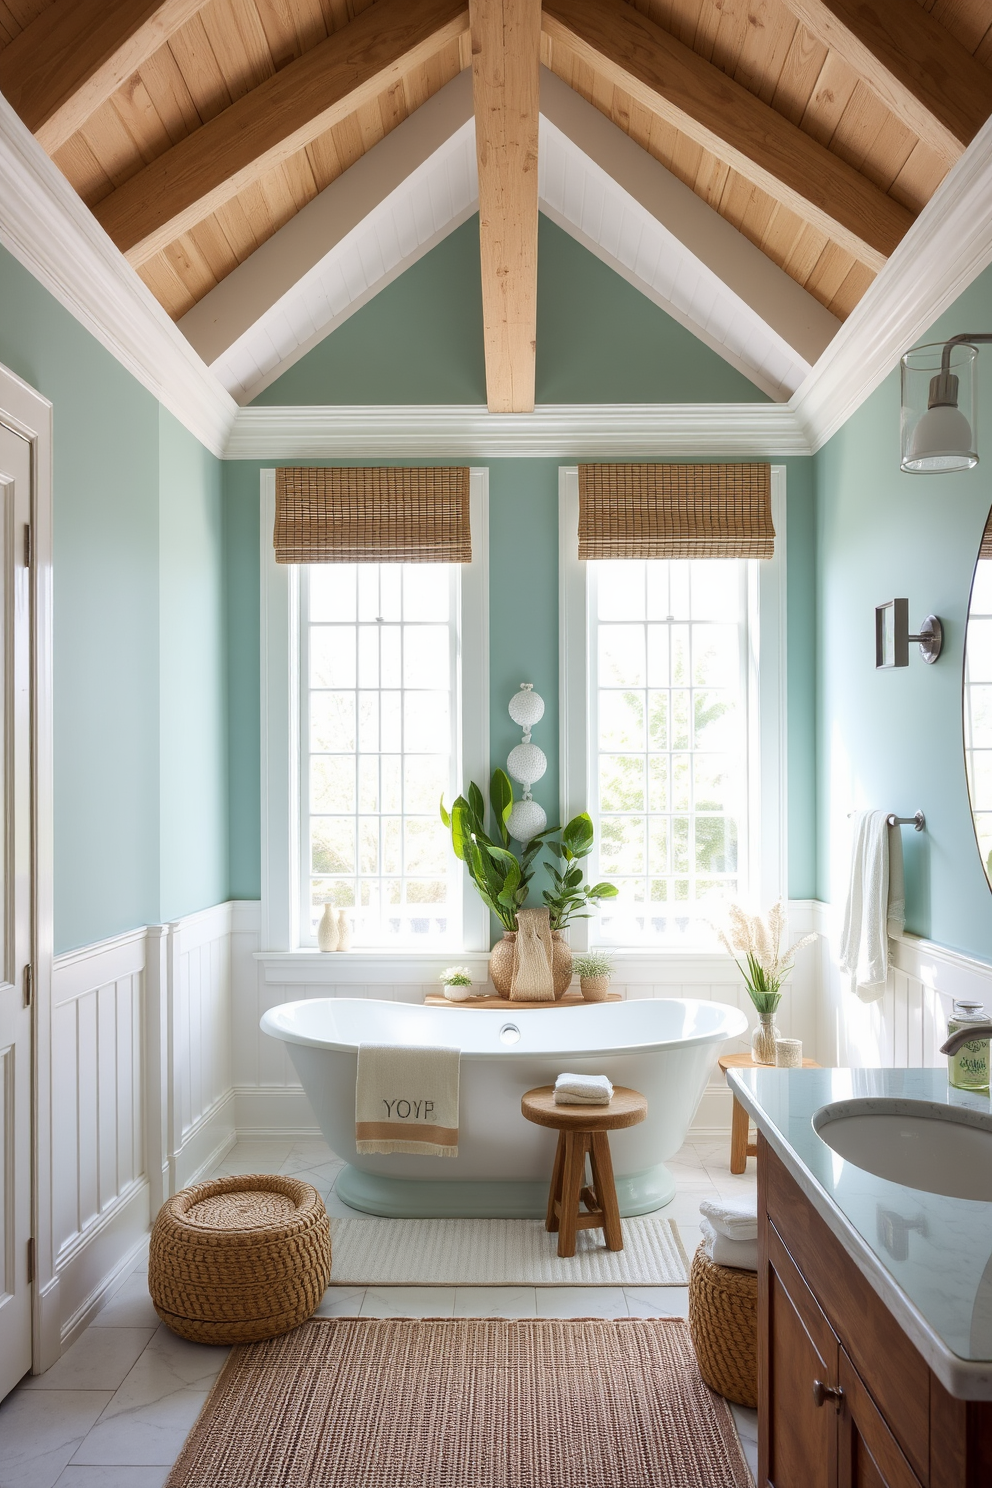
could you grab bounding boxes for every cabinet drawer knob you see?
[812,1379,844,1410]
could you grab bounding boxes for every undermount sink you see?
[812,1098,992,1202]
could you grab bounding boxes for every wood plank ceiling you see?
[2,0,992,412]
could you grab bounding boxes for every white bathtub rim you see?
[259,995,748,1060]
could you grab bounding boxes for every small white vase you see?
[443,985,473,1001]
[317,903,339,952]
[336,909,351,952]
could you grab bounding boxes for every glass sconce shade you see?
[901,342,978,473]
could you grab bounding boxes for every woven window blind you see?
[274,466,472,564]
[980,513,992,560]
[577,463,774,560]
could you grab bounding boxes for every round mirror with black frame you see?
[964,507,992,889]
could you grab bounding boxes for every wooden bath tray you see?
[424,991,622,1009]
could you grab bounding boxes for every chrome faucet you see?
[940,1025,992,1057]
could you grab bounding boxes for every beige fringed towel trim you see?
[355,1044,460,1157]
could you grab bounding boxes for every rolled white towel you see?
[554,1073,614,1106]
[700,1216,758,1273]
[699,1197,758,1243]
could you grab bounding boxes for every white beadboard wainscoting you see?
[45,903,235,1353]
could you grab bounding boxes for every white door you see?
[0,422,33,1398]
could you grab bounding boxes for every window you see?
[301,561,461,947]
[559,466,786,951]
[965,552,992,881]
[260,468,489,954]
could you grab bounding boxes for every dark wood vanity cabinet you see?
[757,1137,992,1488]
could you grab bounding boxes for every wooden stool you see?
[718,1053,821,1174]
[521,1086,647,1258]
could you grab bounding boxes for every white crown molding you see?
[224,402,811,458]
[0,92,236,458]
[791,112,992,453]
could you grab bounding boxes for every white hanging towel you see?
[355,1045,460,1157]
[838,811,905,1003]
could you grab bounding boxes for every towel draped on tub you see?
[355,1044,460,1157]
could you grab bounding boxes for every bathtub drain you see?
[499,1023,521,1045]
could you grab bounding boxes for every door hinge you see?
[22,963,32,1008]
[22,523,30,570]
[27,1237,35,1285]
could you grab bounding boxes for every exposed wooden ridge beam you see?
[0,0,210,156]
[778,0,992,166]
[541,0,914,272]
[93,0,470,267]
[470,0,540,413]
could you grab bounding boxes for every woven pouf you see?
[688,1244,758,1408]
[149,1174,332,1345]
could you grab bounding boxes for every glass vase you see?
[751,1012,779,1065]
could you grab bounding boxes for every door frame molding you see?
[0,361,55,1372]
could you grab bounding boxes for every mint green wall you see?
[815,263,992,959]
[224,454,815,903]
[252,215,768,406]
[0,245,228,952]
[159,410,228,922]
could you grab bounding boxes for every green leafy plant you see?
[439,966,473,987]
[440,770,558,931]
[542,813,618,931]
[571,950,615,979]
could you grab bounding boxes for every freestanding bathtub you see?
[260,996,747,1217]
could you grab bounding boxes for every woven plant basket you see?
[688,1243,758,1408]
[149,1174,331,1345]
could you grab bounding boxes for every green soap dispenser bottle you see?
[947,1000,991,1092]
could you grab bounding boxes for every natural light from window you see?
[588,557,748,945]
[965,556,992,882]
[303,562,460,947]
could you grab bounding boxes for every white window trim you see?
[259,466,490,954]
[557,463,787,955]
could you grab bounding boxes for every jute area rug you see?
[328,1215,690,1286]
[165,1317,749,1488]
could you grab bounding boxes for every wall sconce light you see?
[900,333,992,473]
[875,599,943,667]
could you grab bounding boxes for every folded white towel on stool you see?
[699,1197,758,1243]
[700,1216,758,1273]
[554,1073,614,1105]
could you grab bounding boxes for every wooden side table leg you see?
[557,1132,586,1259]
[589,1132,623,1251]
[730,1093,750,1174]
[546,1131,566,1233]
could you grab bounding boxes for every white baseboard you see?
[54,1180,151,1350]
[234,1087,321,1138]
[169,1090,237,1193]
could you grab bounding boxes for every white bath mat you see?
[327,1216,690,1286]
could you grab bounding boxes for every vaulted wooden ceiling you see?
[2,0,991,414]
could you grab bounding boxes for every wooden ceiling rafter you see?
[541,0,915,272]
[0,0,212,154]
[90,0,470,265]
[470,0,541,414]
[776,0,992,164]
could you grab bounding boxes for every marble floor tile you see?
[731,1403,758,1483]
[322,1186,368,1217]
[623,1286,690,1319]
[103,1325,228,1403]
[54,1468,171,1487]
[69,1389,210,1467]
[23,1330,155,1392]
[0,1389,114,1488]
[534,1287,628,1319]
[90,1274,159,1330]
[452,1287,537,1318]
[280,1161,344,1192]
[314,1287,366,1317]
[281,1142,335,1174]
[360,1287,457,1318]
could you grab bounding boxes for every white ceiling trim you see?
[790,110,992,453]
[0,92,235,458]
[223,403,812,458]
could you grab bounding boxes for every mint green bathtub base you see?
[334,1161,676,1219]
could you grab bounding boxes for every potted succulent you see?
[571,950,615,1003]
[439,966,475,1002]
[440,776,615,999]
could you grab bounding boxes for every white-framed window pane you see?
[589,557,748,945]
[302,561,460,946]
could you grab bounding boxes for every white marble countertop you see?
[728,1065,992,1400]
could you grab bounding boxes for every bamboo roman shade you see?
[980,513,992,560]
[274,467,471,564]
[577,464,774,560]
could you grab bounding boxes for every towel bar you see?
[847,810,925,832]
